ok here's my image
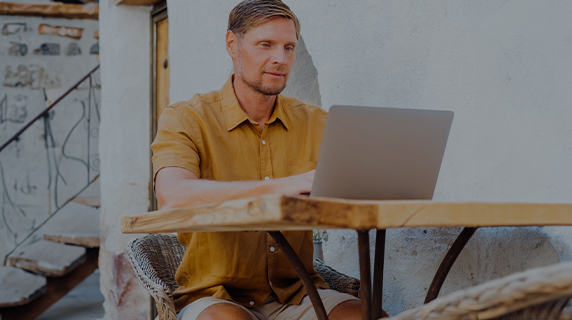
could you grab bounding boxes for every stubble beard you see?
[236,55,288,96]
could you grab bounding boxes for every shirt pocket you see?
[288,160,317,176]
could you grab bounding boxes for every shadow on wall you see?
[443,227,560,292]
[230,35,322,107]
[281,36,322,107]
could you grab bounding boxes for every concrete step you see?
[8,241,86,277]
[44,232,100,248]
[70,197,100,208]
[0,266,47,308]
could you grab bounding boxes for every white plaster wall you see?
[168,0,235,102]
[167,0,572,316]
[99,0,152,318]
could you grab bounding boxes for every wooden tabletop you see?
[121,194,572,234]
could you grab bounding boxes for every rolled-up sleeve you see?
[151,105,202,181]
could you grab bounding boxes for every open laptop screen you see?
[310,105,454,200]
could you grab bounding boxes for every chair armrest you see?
[314,258,361,298]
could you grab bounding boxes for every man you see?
[152,1,368,319]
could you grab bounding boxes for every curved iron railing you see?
[1,64,101,265]
[0,65,100,153]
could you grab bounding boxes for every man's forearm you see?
[160,178,281,209]
[155,167,314,209]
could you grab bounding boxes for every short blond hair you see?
[228,0,300,39]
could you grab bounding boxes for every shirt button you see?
[270,246,275,252]
[265,176,269,180]
[249,301,255,306]
[262,140,266,146]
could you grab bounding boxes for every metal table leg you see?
[373,229,386,319]
[424,227,477,303]
[357,230,373,320]
[268,231,329,320]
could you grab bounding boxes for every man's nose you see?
[271,48,287,64]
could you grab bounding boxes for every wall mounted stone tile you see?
[66,42,81,56]
[4,64,60,89]
[8,42,28,56]
[4,65,33,87]
[89,42,98,55]
[39,24,82,40]
[2,23,28,36]
[33,43,60,55]
[0,93,28,124]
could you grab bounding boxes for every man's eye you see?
[261,43,270,47]
[286,46,295,51]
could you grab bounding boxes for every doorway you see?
[151,2,168,212]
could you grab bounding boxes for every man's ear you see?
[226,30,238,58]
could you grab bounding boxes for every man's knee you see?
[329,300,389,320]
[328,300,362,320]
[196,302,255,320]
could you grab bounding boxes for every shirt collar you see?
[268,95,291,131]
[220,75,291,131]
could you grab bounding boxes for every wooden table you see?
[122,194,572,320]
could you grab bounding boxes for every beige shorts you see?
[177,289,359,320]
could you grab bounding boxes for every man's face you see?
[233,17,297,96]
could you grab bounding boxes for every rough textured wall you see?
[0,14,100,261]
[168,0,572,316]
[98,1,152,319]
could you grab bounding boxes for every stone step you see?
[0,248,99,320]
[44,232,100,248]
[70,196,101,208]
[8,241,86,277]
[0,266,47,308]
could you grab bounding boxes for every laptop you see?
[310,105,454,200]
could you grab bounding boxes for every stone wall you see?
[0,14,100,262]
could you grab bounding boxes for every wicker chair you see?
[128,233,361,320]
[386,261,572,320]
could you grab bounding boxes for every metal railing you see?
[1,64,101,264]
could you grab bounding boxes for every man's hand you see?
[274,170,315,196]
[155,167,316,209]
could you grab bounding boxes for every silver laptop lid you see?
[311,105,454,200]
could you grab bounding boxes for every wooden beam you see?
[0,2,98,20]
[0,248,99,320]
[118,0,162,6]
[121,194,572,234]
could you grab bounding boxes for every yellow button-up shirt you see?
[151,75,329,311]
